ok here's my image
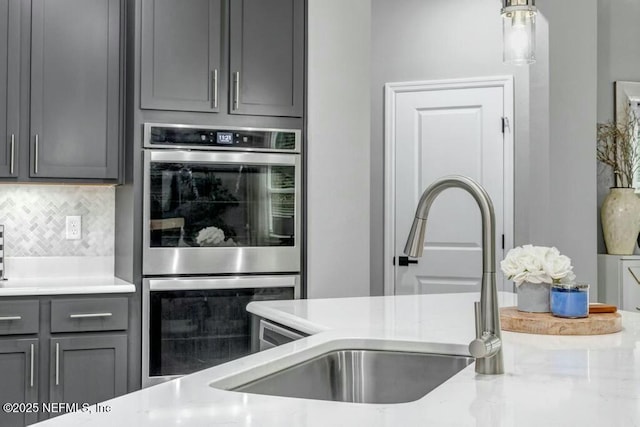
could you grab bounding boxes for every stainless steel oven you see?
[142,275,300,387]
[142,123,302,276]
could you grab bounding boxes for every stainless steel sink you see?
[230,349,473,404]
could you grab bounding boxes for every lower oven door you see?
[142,275,300,387]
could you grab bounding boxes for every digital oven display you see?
[217,132,234,145]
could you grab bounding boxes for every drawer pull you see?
[0,316,22,321]
[69,312,113,319]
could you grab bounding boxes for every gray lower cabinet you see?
[49,335,127,409]
[29,0,121,179]
[229,0,304,117]
[0,339,38,427]
[0,0,20,178]
[140,0,223,112]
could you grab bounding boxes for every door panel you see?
[30,0,120,179]
[140,0,222,112]
[49,335,127,413]
[0,339,38,427]
[0,0,19,177]
[393,86,505,295]
[229,0,304,117]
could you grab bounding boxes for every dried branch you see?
[597,105,640,188]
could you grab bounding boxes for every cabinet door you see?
[0,0,19,178]
[49,335,127,410]
[140,0,223,112]
[0,339,38,427]
[30,0,120,179]
[229,0,304,117]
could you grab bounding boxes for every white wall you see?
[306,0,372,298]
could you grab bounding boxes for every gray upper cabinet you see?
[0,0,20,178]
[229,0,304,117]
[140,0,223,112]
[29,0,121,179]
[49,335,127,411]
[0,339,38,427]
[139,0,304,118]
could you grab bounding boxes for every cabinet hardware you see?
[34,134,39,174]
[233,71,240,110]
[30,344,34,388]
[628,267,640,285]
[9,134,15,174]
[637,307,640,312]
[55,342,59,385]
[69,312,113,319]
[0,316,22,321]
[212,69,219,109]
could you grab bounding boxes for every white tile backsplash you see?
[0,184,115,257]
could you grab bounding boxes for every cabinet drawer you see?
[0,300,39,335]
[51,298,128,333]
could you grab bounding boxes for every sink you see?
[225,349,473,404]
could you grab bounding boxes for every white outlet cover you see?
[65,216,82,240]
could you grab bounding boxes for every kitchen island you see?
[35,292,640,426]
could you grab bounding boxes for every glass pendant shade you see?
[502,1,536,65]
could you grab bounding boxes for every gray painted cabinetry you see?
[0,0,122,182]
[30,0,121,179]
[0,339,38,427]
[140,0,303,117]
[0,0,20,178]
[0,296,129,426]
[140,0,223,112]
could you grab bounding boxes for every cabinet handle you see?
[628,267,640,285]
[55,342,59,386]
[233,71,240,110]
[30,343,34,388]
[0,316,22,321]
[9,134,15,175]
[69,312,113,319]
[34,134,39,174]
[212,69,219,109]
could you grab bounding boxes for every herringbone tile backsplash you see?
[0,185,114,257]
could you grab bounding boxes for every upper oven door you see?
[143,150,301,275]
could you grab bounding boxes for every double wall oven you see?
[142,123,302,386]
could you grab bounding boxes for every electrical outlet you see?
[65,216,82,240]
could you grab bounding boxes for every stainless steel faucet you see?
[404,175,504,375]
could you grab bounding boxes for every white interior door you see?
[385,77,513,296]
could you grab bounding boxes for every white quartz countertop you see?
[0,257,135,295]
[0,276,135,296]
[34,292,640,426]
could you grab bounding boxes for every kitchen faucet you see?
[404,175,504,375]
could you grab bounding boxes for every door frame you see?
[383,76,515,295]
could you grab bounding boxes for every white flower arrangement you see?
[500,245,576,286]
[196,226,226,246]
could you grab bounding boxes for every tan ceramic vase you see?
[601,188,640,255]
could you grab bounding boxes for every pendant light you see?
[501,0,537,65]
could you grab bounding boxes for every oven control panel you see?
[144,124,300,153]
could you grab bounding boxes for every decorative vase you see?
[601,188,640,255]
[517,282,551,312]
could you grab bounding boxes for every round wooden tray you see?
[500,307,622,335]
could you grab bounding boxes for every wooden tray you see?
[500,307,622,335]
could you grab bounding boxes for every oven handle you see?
[148,275,299,292]
[145,149,299,166]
